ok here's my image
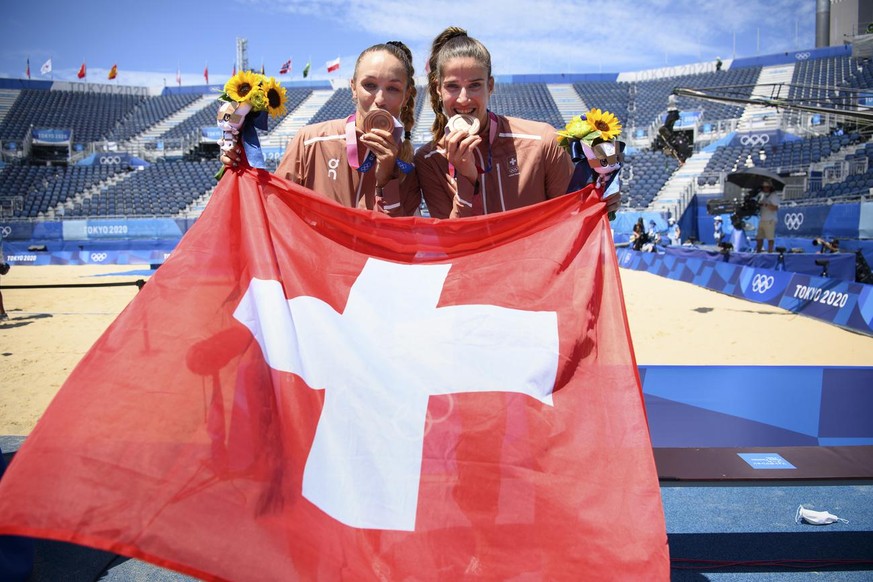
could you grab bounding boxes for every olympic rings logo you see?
[90,252,108,262]
[0,226,11,238]
[783,213,805,231]
[751,274,774,293]
[795,52,811,60]
[99,156,123,165]
[739,134,770,146]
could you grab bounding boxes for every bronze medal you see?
[362,109,395,133]
[446,114,480,135]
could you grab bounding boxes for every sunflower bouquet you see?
[215,70,288,177]
[556,108,624,174]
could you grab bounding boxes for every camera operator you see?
[755,179,781,253]
[664,93,679,133]
[631,217,649,251]
[813,238,840,253]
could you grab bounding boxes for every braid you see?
[398,86,416,166]
[386,41,416,166]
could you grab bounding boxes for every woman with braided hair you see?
[223,41,420,216]
[415,27,621,219]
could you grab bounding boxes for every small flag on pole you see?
[326,57,340,73]
[260,62,265,76]
[26,58,31,80]
[204,64,209,84]
[40,58,52,75]
[279,59,291,75]
[176,65,181,87]
[77,62,87,79]
[232,63,236,77]
[302,60,311,78]
[108,64,118,80]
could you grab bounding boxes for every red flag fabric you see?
[0,170,669,580]
[204,64,209,84]
[77,62,86,79]
[279,58,291,74]
[326,56,340,73]
[108,64,117,80]
[26,58,30,79]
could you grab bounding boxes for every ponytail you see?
[428,27,492,144]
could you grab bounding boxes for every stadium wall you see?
[617,247,873,337]
[498,73,620,84]
[730,44,852,68]
[0,79,54,90]
[690,196,873,244]
[161,79,332,96]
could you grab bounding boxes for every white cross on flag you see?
[0,169,669,579]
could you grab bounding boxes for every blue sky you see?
[1,0,817,87]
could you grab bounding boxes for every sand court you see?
[1,264,872,436]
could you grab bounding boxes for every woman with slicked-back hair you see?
[415,27,621,219]
[224,41,421,216]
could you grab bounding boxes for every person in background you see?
[755,179,781,253]
[669,218,681,246]
[222,41,420,216]
[630,217,647,251]
[646,220,659,243]
[664,93,679,133]
[713,215,724,246]
[814,237,840,253]
[415,26,621,219]
[0,235,8,321]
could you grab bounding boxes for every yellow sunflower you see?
[585,108,622,141]
[260,76,288,117]
[224,70,261,103]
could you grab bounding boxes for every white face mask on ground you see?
[795,505,849,525]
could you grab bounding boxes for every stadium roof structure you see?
[674,83,873,123]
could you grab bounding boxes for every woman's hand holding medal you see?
[359,109,401,190]
[442,114,482,187]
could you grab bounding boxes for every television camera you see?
[706,191,760,229]
[654,127,693,163]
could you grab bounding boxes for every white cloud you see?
[252,0,816,74]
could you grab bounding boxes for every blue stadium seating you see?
[106,93,202,142]
[0,89,145,143]
[1,47,871,221]
[489,83,564,129]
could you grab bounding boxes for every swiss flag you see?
[0,170,669,580]
[77,62,86,79]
